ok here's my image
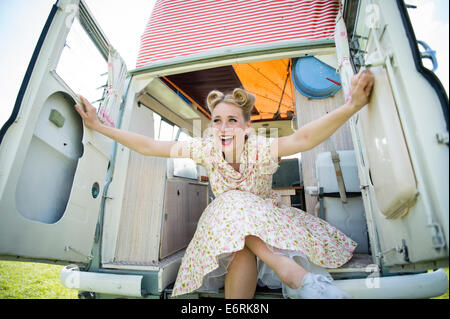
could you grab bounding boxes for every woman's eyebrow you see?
[213,115,238,119]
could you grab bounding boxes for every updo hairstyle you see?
[206,88,255,122]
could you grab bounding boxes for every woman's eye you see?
[229,119,237,122]
[213,119,220,123]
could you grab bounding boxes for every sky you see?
[0,0,448,129]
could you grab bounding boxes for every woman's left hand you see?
[347,68,375,112]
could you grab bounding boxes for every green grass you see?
[0,260,448,299]
[0,260,77,299]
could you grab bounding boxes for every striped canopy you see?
[137,0,341,67]
[136,0,341,121]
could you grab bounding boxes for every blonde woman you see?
[75,69,374,299]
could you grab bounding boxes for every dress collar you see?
[212,134,257,182]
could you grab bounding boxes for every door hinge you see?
[64,246,93,261]
[376,239,409,262]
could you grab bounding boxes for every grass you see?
[0,260,77,299]
[0,260,448,299]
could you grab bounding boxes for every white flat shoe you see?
[285,272,350,299]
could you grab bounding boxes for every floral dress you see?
[171,132,357,297]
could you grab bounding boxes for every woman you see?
[75,68,374,299]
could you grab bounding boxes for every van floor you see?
[163,253,373,298]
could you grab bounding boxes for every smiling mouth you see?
[220,136,234,146]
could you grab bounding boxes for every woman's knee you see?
[233,245,256,263]
[227,246,256,273]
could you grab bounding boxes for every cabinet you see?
[160,179,208,259]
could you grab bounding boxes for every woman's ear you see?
[245,122,254,136]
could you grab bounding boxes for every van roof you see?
[132,0,341,121]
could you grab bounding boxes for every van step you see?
[328,253,373,273]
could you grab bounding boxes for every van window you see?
[177,130,191,142]
[153,112,161,139]
[55,18,107,109]
[173,128,198,180]
[159,120,174,141]
[152,111,181,142]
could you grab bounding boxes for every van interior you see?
[96,52,375,297]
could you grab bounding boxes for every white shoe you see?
[285,272,350,299]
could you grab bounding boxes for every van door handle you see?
[417,40,438,72]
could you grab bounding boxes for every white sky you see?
[0,0,448,129]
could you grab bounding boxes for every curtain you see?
[334,11,354,104]
[98,46,127,127]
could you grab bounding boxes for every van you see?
[0,0,448,299]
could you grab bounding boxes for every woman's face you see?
[211,102,251,155]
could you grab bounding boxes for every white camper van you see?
[0,0,448,299]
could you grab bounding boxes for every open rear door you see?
[341,0,448,271]
[0,0,121,265]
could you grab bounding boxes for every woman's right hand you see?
[74,95,102,130]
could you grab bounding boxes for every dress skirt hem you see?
[172,231,356,298]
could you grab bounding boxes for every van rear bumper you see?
[334,268,448,299]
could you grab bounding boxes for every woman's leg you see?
[224,246,258,299]
[244,235,307,289]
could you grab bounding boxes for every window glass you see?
[55,17,107,110]
[406,1,449,94]
[177,130,191,141]
[172,125,180,140]
[159,120,174,141]
[153,112,161,139]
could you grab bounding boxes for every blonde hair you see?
[206,88,255,122]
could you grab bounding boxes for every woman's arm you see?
[276,69,375,156]
[74,96,185,157]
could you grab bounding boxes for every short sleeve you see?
[184,136,206,166]
[256,136,280,174]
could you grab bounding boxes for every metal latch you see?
[428,223,446,251]
[376,239,409,262]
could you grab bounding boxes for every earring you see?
[245,127,255,136]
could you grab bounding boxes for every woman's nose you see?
[219,122,231,132]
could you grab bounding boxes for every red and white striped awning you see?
[136,0,341,68]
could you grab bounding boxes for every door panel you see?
[346,0,448,270]
[16,92,83,224]
[0,0,116,265]
[358,55,417,219]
